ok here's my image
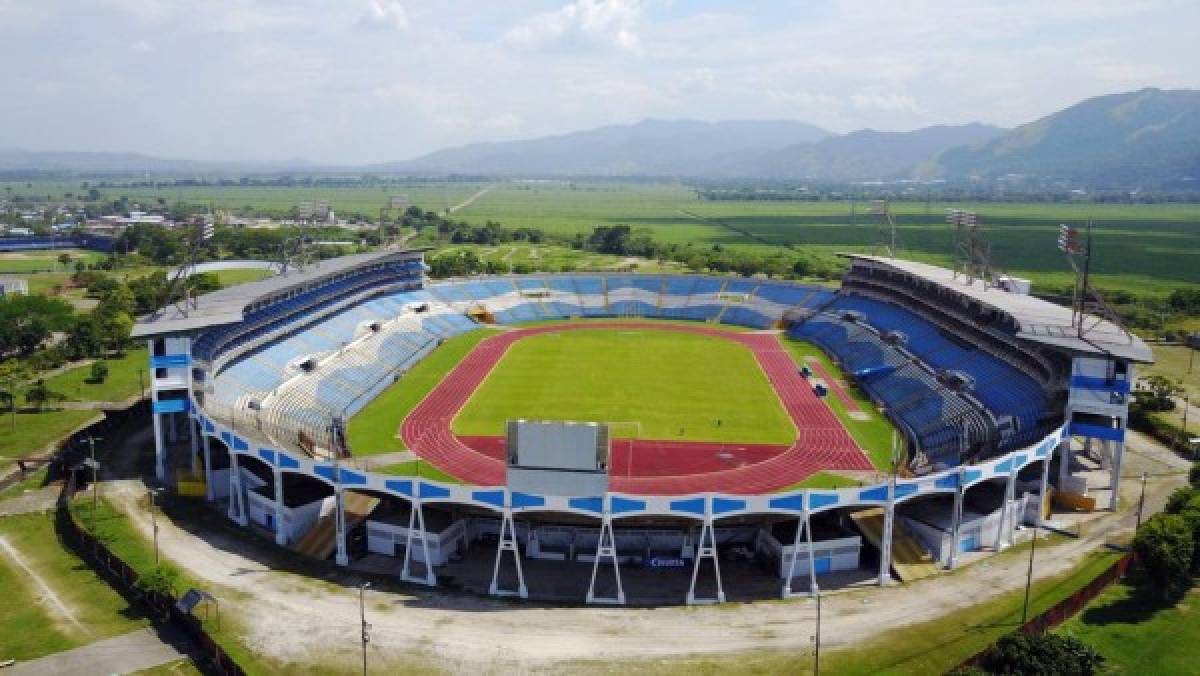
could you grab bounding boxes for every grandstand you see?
[132,248,1151,605]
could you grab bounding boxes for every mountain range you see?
[3,88,1198,188]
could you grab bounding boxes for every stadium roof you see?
[132,250,421,338]
[842,254,1153,363]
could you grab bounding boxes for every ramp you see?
[850,507,940,582]
[294,492,381,560]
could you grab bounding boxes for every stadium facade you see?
[132,249,1150,604]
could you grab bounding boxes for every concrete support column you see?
[947,468,966,569]
[189,416,200,476]
[334,486,349,567]
[1109,440,1125,511]
[273,466,287,546]
[227,452,247,527]
[201,432,214,502]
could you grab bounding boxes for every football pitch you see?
[451,326,797,444]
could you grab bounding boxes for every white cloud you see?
[357,0,409,32]
[504,0,643,53]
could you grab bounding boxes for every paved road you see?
[4,627,192,676]
[0,486,59,517]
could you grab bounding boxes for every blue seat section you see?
[826,294,1048,450]
[754,284,812,306]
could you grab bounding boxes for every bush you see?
[1190,462,1200,489]
[979,631,1104,675]
[1165,486,1198,515]
[136,565,180,597]
[88,361,109,384]
[1133,512,1195,598]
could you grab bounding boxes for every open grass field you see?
[0,248,105,274]
[346,327,500,456]
[210,267,275,287]
[40,348,148,403]
[0,510,149,662]
[452,327,796,444]
[0,409,99,465]
[1054,577,1199,674]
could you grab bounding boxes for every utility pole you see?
[360,581,372,676]
[1136,472,1148,530]
[148,487,162,564]
[1181,394,1190,455]
[813,585,822,675]
[1021,507,1040,624]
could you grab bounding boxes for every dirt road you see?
[101,454,1188,673]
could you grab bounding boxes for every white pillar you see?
[401,497,437,586]
[273,466,287,547]
[334,486,349,567]
[994,468,1016,551]
[151,402,166,483]
[586,496,625,605]
[687,496,725,605]
[201,432,214,502]
[1038,449,1052,532]
[879,480,895,586]
[488,496,527,598]
[227,452,247,527]
[189,416,200,476]
[947,468,965,569]
[1057,437,1072,486]
[1108,440,1124,511]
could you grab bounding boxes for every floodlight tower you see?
[947,209,993,287]
[868,199,899,258]
[154,221,214,319]
[1057,221,1132,341]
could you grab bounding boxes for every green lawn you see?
[0,249,104,274]
[778,337,896,470]
[588,548,1123,675]
[776,471,867,491]
[211,267,275,287]
[0,409,99,462]
[41,348,148,402]
[1055,577,1200,674]
[346,327,499,456]
[372,460,463,484]
[452,327,796,444]
[0,510,149,662]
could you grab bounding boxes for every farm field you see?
[450,182,1200,296]
[452,327,797,444]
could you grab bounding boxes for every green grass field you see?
[0,249,105,274]
[452,327,796,444]
[40,348,148,402]
[0,409,99,466]
[210,267,275,287]
[1055,577,1199,674]
[0,510,149,662]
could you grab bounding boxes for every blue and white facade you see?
[134,249,1150,605]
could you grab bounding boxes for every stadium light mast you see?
[947,209,993,287]
[868,199,898,258]
[1057,220,1133,342]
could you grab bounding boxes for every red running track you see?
[399,322,874,495]
[805,358,862,413]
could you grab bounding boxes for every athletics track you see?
[400,322,874,495]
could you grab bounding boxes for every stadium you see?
[132,248,1150,605]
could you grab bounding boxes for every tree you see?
[980,632,1104,676]
[65,317,104,359]
[57,252,72,270]
[0,294,76,355]
[89,361,109,384]
[1134,375,1183,412]
[1190,462,1200,489]
[1133,512,1194,598]
[24,379,66,412]
[99,311,134,355]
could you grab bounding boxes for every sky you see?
[2,0,1197,164]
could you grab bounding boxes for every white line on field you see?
[0,534,88,634]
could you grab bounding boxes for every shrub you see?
[1133,512,1195,598]
[1190,462,1200,489]
[1165,486,1198,515]
[980,632,1104,675]
[88,361,109,384]
[136,565,180,597]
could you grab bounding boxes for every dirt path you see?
[100,463,1184,672]
[0,534,88,635]
[446,184,496,214]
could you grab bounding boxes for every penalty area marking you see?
[0,534,88,634]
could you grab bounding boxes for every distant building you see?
[0,278,29,296]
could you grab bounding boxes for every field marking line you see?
[0,534,89,635]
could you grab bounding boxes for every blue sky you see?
[2,0,1196,164]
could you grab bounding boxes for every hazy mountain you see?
[379,119,833,176]
[733,123,1006,180]
[934,88,1200,188]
